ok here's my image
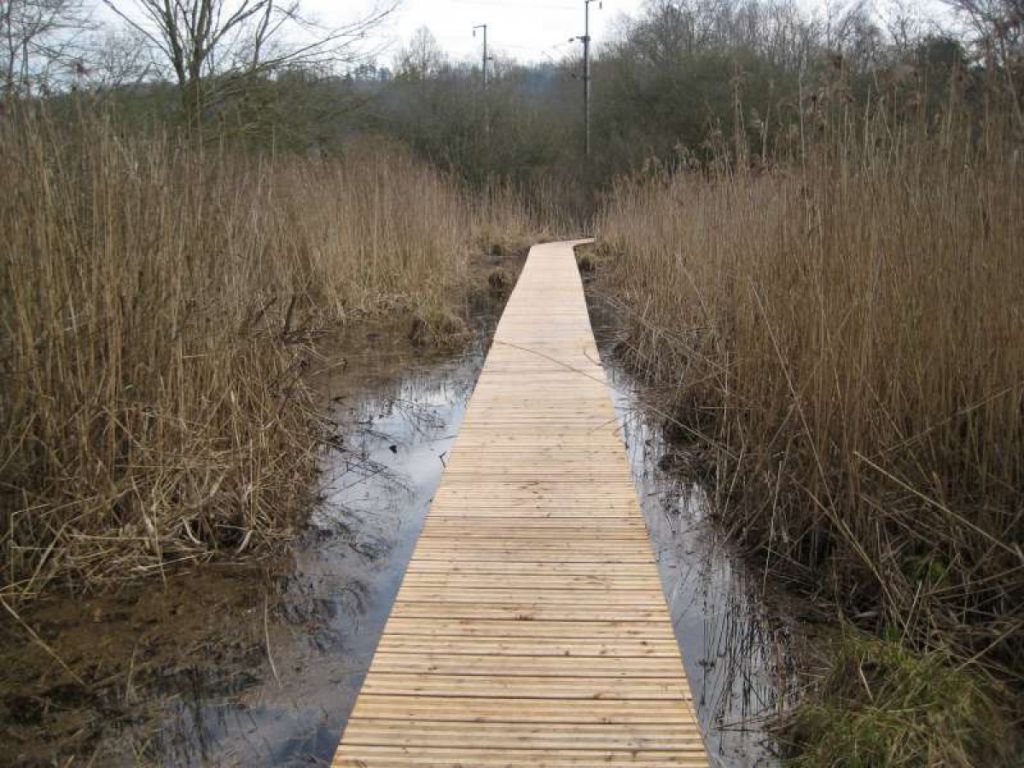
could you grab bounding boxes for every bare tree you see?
[943,0,1023,125]
[825,1,885,72]
[1,0,91,98]
[396,26,446,81]
[102,0,397,123]
[75,26,156,94]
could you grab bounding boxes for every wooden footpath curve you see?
[333,240,708,767]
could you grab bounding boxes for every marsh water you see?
[3,308,796,767]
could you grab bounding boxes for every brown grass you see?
[595,68,1024,697]
[0,107,529,598]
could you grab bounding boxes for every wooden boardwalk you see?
[333,241,707,767]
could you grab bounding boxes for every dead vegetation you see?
[594,61,1024,761]
[0,107,533,599]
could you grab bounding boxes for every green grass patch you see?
[782,631,1018,767]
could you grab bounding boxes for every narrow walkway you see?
[333,241,707,767]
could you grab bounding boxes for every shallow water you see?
[607,365,796,766]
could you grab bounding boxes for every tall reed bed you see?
[0,109,506,597]
[596,70,1023,755]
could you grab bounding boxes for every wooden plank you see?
[348,696,695,723]
[394,584,667,595]
[341,720,705,749]
[358,673,690,699]
[378,618,681,640]
[373,636,680,657]
[401,562,666,575]
[390,589,670,605]
[365,653,689,677]
[332,241,707,766]
[417,522,651,534]
[335,748,709,768]
[389,606,673,622]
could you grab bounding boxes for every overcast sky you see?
[307,0,651,66]
[94,1,956,72]
[301,0,955,69]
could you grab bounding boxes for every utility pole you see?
[473,24,493,149]
[472,24,489,88]
[572,1,600,158]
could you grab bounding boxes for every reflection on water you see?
[608,364,797,766]
[150,325,795,767]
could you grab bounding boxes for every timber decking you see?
[332,240,708,767]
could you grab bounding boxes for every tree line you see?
[4,0,1022,192]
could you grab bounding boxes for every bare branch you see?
[103,0,397,121]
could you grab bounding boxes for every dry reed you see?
[0,107,519,597]
[596,68,1024,698]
